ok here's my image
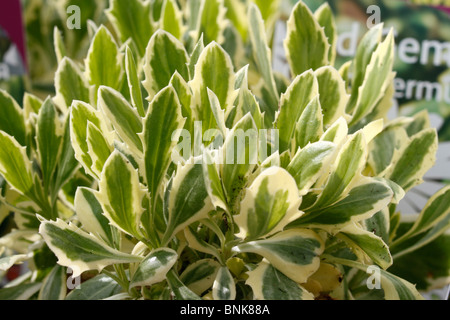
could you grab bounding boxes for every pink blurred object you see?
[0,0,27,70]
[435,6,450,15]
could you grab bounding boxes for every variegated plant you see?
[0,0,449,300]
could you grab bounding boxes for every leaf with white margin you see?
[246,260,314,300]
[294,96,323,150]
[39,217,142,277]
[36,98,64,192]
[74,187,115,246]
[248,3,279,113]
[162,157,214,246]
[349,30,395,127]
[207,89,227,136]
[325,255,424,300]
[180,259,221,295]
[70,100,112,179]
[97,151,146,238]
[309,131,368,210]
[346,24,383,114]
[141,86,185,205]
[166,269,202,300]
[125,46,145,117]
[184,225,222,262]
[98,86,143,155]
[384,128,438,192]
[314,66,349,126]
[291,177,393,233]
[234,167,303,240]
[142,30,189,99]
[286,141,336,196]
[65,273,122,300]
[198,0,227,45]
[170,72,194,137]
[106,0,154,57]
[54,57,91,112]
[130,248,178,288]
[231,65,264,130]
[213,266,236,300]
[189,41,236,134]
[202,149,228,213]
[233,228,324,283]
[38,265,67,300]
[284,1,330,76]
[160,0,185,40]
[390,185,450,256]
[86,122,113,177]
[0,131,39,202]
[0,89,26,146]
[314,3,337,66]
[220,113,258,213]
[85,26,123,93]
[320,117,348,145]
[0,283,42,300]
[276,70,318,153]
[337,222,392,270]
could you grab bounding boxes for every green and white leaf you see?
[292,177,393,233]
[189,41,236,133]
[234,166,303,240]
[54,57,92,112]
[65,274,122,300]
[246,260,314,300]
[314,3,337,65]
[130,248,178,288]
[142,86,185,204]
[38,265,67,300]
[180,259,221,295]
[125,46,145,117]
[220,113,258,212]
[39,218,142,277]
[384,128,438,192]
[338,222,392,269]
[276,70,318,153]
[349,30,395,127]
[162,158,214,245]
[0,90,26,146]
[284,1,330,76]
[294,96,324,150]
[106,0,154,57]
[98,151,146,238]
[0,131,38,201]
[314,66,349,126]
[0,283,42,301]
[247,3,279,113]
[325,255,424,300]
[160,0,185,40]
[309,131,368,210]
[98,86,143,155]
[234,228,324,283]
[287,141,336,196]
[86,121,113,176]
[212,266,236,300]
[70,100,112,179]
[36,98,64,192]
[74,187,115,246]
[143,30,189,99]
[198,0,227,45]
[85,26,123,92]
